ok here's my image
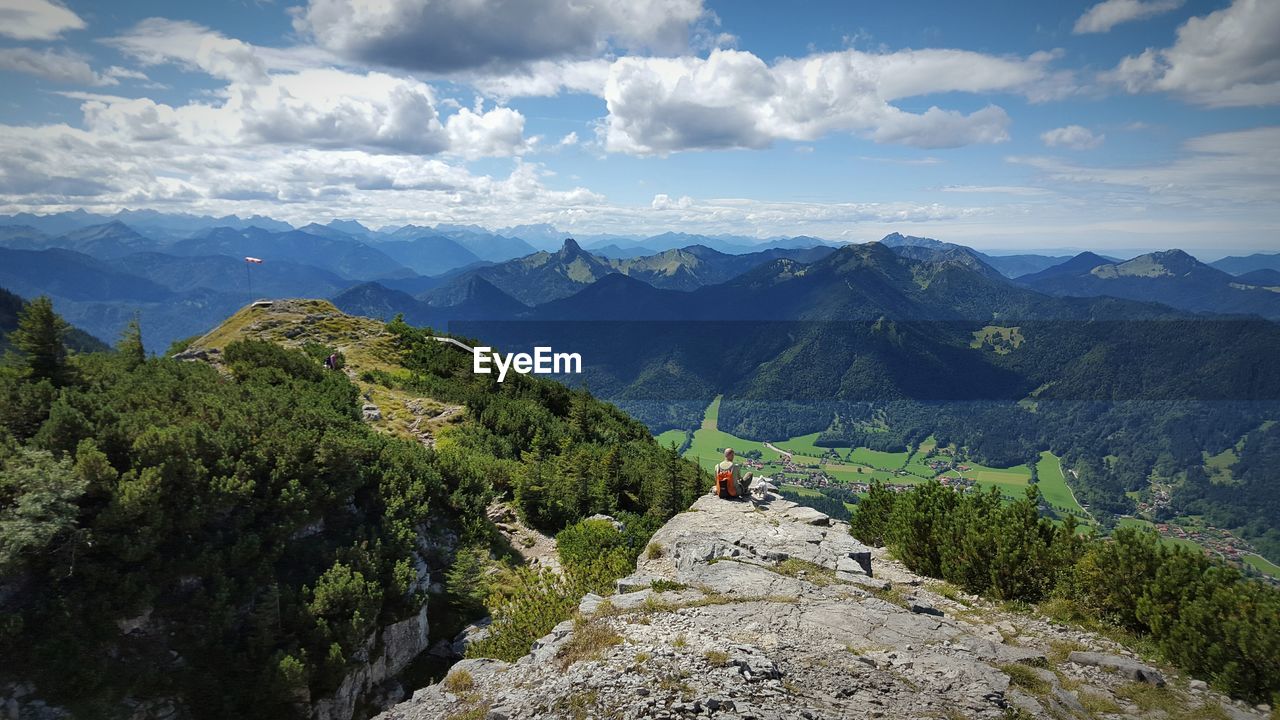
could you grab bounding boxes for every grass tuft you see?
[1000,664,1050,696]
[556,618,622,669]
[703,649,729,666]
[442,669,474,694]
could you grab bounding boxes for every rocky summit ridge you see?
[375,490,1270,720]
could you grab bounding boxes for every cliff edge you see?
[376,491,1269,720]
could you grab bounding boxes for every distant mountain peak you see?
[879,232,946,249]
[557,237,584,257]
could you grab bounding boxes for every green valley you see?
[667,396,1090,516]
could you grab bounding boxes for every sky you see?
[0,0,1277,253]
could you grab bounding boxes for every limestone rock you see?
[1068,651,1166,687]
[374,492,1257,720]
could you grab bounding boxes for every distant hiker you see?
[713,448,753,500]
[325,353,338,370]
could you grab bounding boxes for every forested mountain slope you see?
[0,299,705,719]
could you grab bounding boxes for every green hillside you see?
[0,299,705,718]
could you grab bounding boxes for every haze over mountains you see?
[2,210,1279,355]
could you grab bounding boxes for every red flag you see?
[244,256,263,264]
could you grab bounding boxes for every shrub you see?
[848,480,896,547]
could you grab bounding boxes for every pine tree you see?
[849,479,897,547]
[598,445,622,512]
[13,296,69,385]
[117,316,146,369]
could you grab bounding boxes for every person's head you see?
[724,448,734,461]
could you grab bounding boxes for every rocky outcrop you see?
[374,491,1270,720]
[1066,651,1165,687]
[312,605,430,720]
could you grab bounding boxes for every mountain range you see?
[1017,249,1280,319]
[4,212,1280,567]
[3,212,1279,358]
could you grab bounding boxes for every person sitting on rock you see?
[713,448,753,500]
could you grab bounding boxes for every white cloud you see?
[597,47,1066,154]
[1073,0,1184,34]
[105,18,270,84]
[1102,0,1280,106]
[0,47,116,86]
[444,103,531,159]
[467,59,612,100]
[651,193,693,210]
[940,185,1053,196]
[94,21,538,159]
[0,0,83,41]
[1040,125,1105,150]
[0,118,596,220]
[294,0,707,72]
[1012,126,1280,205]
[74,68,531,158]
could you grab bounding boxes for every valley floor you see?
[660,396,1280,582]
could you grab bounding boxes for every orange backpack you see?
[715,465,737,499]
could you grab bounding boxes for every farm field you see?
[682,396,772,471]
[1034,451,1088,518]
[846,447,911,469]
[674,399,1088,512]
[655,429,688,451]
[1243,553,1280,578]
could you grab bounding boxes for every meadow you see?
[668,397,1089,521]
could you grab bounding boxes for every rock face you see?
[374,492,1266,720]
[312,605,430,720]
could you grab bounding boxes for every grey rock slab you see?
[1068,651,1166,687]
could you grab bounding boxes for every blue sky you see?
[0,0,1277,253]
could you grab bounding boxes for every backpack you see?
[715,464,737,499]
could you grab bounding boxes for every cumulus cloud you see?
[1040,125,1105,149]
[0,0,83,40]
[1073,0,1184,34]
[1102,0,1280,106]
[294,0,706,72]
[95,22,536,158]
[73,69,530,158]
[0,47,117,86]
[597,47,1066,154]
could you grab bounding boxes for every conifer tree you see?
[117,316,145,370]
[849,479,897,547]
[12,296,69,385]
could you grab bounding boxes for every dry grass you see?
[1114,682,1230,720]
[772,558,836,587]
[556,618,623,669]
[442,669,475,694]
[1046,639,1088,666]
[1000,664,1050,696]
[703,649,729,666]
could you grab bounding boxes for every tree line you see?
[850,480,1280,703]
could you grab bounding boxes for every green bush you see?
[859,481,1280,703]
[848,480,896,547]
